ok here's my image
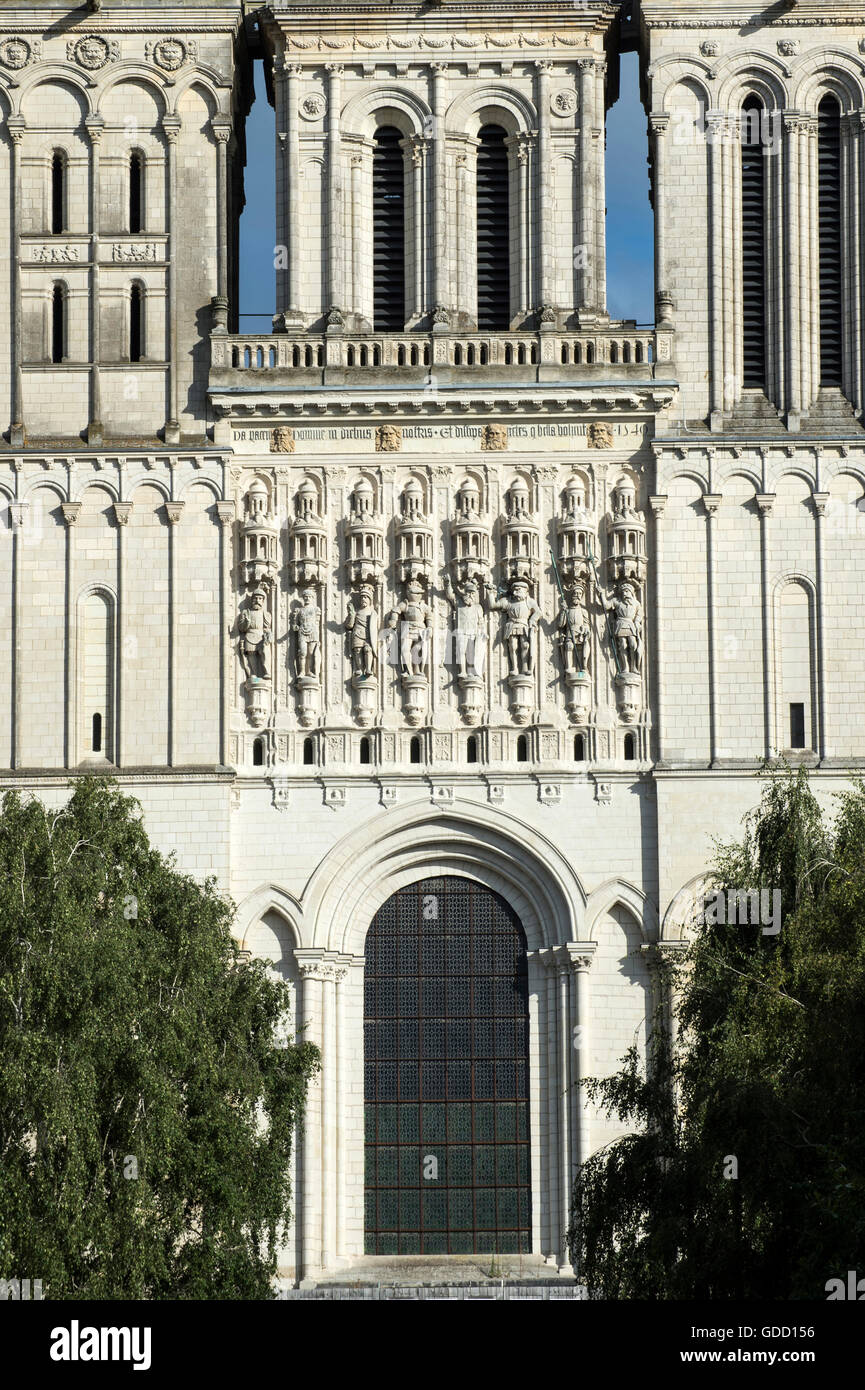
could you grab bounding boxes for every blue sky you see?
[238,53,654,332]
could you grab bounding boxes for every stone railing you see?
[210,327,673,385]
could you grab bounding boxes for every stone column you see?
[512,135,532,319]
[430,63,449,324]
[756,490,776,760]
[565,945,595,1175]
[165,499,184,765]
[542,954,560,1262]
[8,118,25,446]
[162,115,182,443]
[325,64,344,320]
[295,951,326,1282]
[702,491,722,764]
[216,501,235,766]
[407,135,428,323]
[284,65,303,325]
[535,60,553,316]
[784,114,802,430]
[707,112,725,430]
[10,491,27,768]
[813,487,830,762]
[85,115,104,446]
[577,60,596,317]
[594,59,607,315]
[61,502,81,766]
[846,115,863,415]
[649,115,673,327]
[210,118,232,333]
[349,148,364,322]
[112,499,134,766]
[857,115,865,416]
[649,495,667,761]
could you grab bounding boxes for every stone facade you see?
[1,0,865,1284]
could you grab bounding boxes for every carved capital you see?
[215,501,236,528]
[165,501,185,526]
[812,491,830,518]
[61,502,81,527]
[755,493,775,516]
[210,118,232,145]
[161,116,182,145]
[112,501,133,527]
[648,494,667,519]
[702,493,722,517]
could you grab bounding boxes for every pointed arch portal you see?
[363,875,530,1255]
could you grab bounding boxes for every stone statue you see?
[556,580,591,676]
[486,578,542,677]
[292,587,322,679]
[599,579,642,674]
[345,585,378,680]
[238,587,272,681]
[444,574,487,681]
[387,576,432,679]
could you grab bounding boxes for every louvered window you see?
[129,151,144,234]
[373,126,405,332]
[51,152,66,235]
[818,96,842,389]
[741,96,766,390]
[476,125,510,330]
[52,284,65,363]
[130,284,143,363]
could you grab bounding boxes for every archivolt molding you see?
[789,50,865,111]
[13,67,96,118]
[341,85,432,141]
[236,885,304,952]
[445,84,536,138]
[584,878,658,944]
[302,799,587,955]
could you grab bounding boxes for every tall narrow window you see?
[360,736,371,765]
[410,736,422,765]
[516,734,528,763]
[741,96,766,390]
[303,737,314,766]
[574,734,585,761]
[52,284,65,364]
[80,591,114,763]
[51,152,66,235]
[130,284,143,363]
[92,713,102,755]
[129,151,144,234]
[818,96,842,389]
[466,735,478,765]
[790,703,806,750]
[372,126,405,331]
[476,125,510,330]
[253,738,264,766]
[624,733,635,761]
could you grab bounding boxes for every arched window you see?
[516,734,528,763]
[52,283,66,364]
[466,735,478,765]
[624,732,635,761]
[372,126,405,331]
[364,876,531,1254]
[129,151,144,234]
[130,284,143,363]
[818,95,842,389]
[410,736,422,765]
[51,151,66,235]
[574,734,585,761]
[80,590,114,762]
[303,736,314,766]
[253,738,264,767]
[741,95,766,390]
[360,736,371,765]
[476,125,510,330]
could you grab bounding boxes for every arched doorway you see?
[364,875,531,1255]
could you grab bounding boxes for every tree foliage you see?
[0,779,319,1299]
[568,767,865,1298]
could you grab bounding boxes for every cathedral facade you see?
[1,0,864,1282]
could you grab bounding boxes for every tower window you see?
[92,713,102,755]
[51,152,66,234]
[741,96,766,391]
[516,734,528,763]
[129,151,144,234]
[790,703,806,750]
[624,733,635,761]
[476,125,510,330]
[303,737,314,766]
[372,126,405,332]
[360,736,371,765]
[466,735,478,765]
[253,737,264,766]
[52,284,66,364]
[410,736,422,765]
[574,734,585,761]
[130,284,143,363]
[818,96,842,389]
